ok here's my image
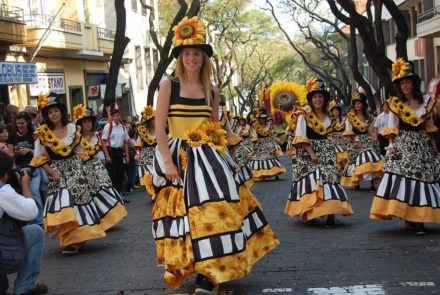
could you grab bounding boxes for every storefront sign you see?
[29,73,66,96]
[0,61,38,85]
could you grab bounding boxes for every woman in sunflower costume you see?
[151,16,279,294]
[30,97,127,254]
[249,110,286,181]
[370,58,440,234]
[329,101,349,172]
[135,105,157,200]
[340,90,383,190]
[285,79,353,226]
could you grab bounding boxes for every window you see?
[131,0,137,12]
[144,47,152,84]
[135,46,144,91]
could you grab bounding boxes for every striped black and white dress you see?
[151,80,279,289]
[341,112,383,187]
[31,123,127,247]
[370,95,440,223]
[285,113,353,221]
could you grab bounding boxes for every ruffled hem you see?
[43,187,127,247]
[342,150,383,186]
[370,172,440,223]
[285,170,353,220]
[382,127,398,138]
[293,136,310,146]
[343,130,355,137]
[250,158,286,181]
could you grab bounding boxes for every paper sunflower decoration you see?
[351,91,361,101]
[172,16,206,46]
[270,81,307,112]
[73,104,87,122]
[328,100,336,111]
[142,105,155,121]
[305,78,319,93]
[37,92,50,109]
[391,58,410,82]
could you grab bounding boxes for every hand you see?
[125,156,130,164]
[387,147,396,155]
[310,152,319,164]
[19,147,32,155]
[20,170,31,187]
[105,156,112,164]
[50,171,62,184]
[134,154,140,161]
[164,162,181,183]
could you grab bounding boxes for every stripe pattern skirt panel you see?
[341,134,383,187]
[151,138,279,288]
[138,146,155,189]
[43,156,127,246]
[250,136,286,180]
[285,139,353,220]
[370,130,440,223]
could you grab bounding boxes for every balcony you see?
[0,4,26,44]
[416,4,440,38]
[97,27,115,54]
[24,14,83,50]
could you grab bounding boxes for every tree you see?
[326,0,409,97]
[103,0,130,110]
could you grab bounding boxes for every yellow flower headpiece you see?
[37,93,50,109]
[172,16,206,46]
[305,78,319,93]
[392,58,410,82]
[351,91,361,101]
[270,81,307,110]
[328,100,336,111]
[73,104,87,122]
[142,105,155,121]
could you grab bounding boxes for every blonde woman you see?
[151,17,279,295]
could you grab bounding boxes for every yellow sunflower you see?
[142,105,155,121]
[269,81,307,110]
[392,58,410,81]
[73,104,87,122]
[37,93,49,109]
[201,121,228,153]
[172,16,206,46]
[305,78,318,93]
[351,91,360,101]
[178,148,188,171]
[182,128,208,147]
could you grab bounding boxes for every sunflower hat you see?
[351,88,368,107]
[171,16,213,58]
[391,57,421,83]
[73,104,96,124]
[328,100,342,113]
[305,78,330,102]
[141,105,155,122]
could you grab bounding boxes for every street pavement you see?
[27,156,440,294]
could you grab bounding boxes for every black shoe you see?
[13,283,48,295]
[62,245,79,255]
[195,274,205,286]
[275,175,280,180]
[324,215,336,228]
[122,198,131,204]
[415,223,426,235]
[194,278,219,295]
[354,184,360,190]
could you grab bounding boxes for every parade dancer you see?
[285,79,353,226]
[135,105,157,200]
[249,110,286,181]
[370,58,440,234]
[329,101,348,172]
[151,17,279,294]
[30,96,127,254]
[341,90,383,190]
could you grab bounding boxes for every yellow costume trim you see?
[80,137,100,159]
[293,136,310,146]
[382,127,399,137]
[371,198,440,223]
[387,96,425,126]
[252,166,286,181]
[332,121,345,132]
[34,124,82,157]
[425,123,438,133]
[305,111,330,136]
[137,125,156,146]
[227,133,241,146]
[346,111,369,133]
[253,121,271,137]
[342,129,355,137]
[30,152,50,167]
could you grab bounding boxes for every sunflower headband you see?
[73,104,87,122]
[305,78,319,93]
[391,58,411,82]
[37,93,50,109]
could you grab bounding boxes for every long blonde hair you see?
[175,50,213,105]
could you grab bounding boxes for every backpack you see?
[0,183,26,274]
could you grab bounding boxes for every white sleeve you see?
[374,114,381,129]
[388,112,399,129]
[0,185,38,221]
[295,115,307,137]
[101,123,110,141]
[345,118,353,131]
[33,138,47,157]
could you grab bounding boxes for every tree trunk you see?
[104,0,130,112]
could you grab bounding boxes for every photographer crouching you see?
[0,151,47,295]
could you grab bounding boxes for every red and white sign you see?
[29,73,65,96]
[87,85,100,97]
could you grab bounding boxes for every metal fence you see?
[417,4,440,23]
[0,4,24,22]
[97,27,116,39]
[24,14,81,32]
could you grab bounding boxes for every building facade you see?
[0,0,159,118]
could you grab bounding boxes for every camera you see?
[8,168,32,194]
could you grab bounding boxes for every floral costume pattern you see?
[151,81,279,288]
[135,123,157,196]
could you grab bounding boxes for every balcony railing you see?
[417,4,440,23]
[0,4,24,22]
[97,27,115,39]
[24,14,81,33]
